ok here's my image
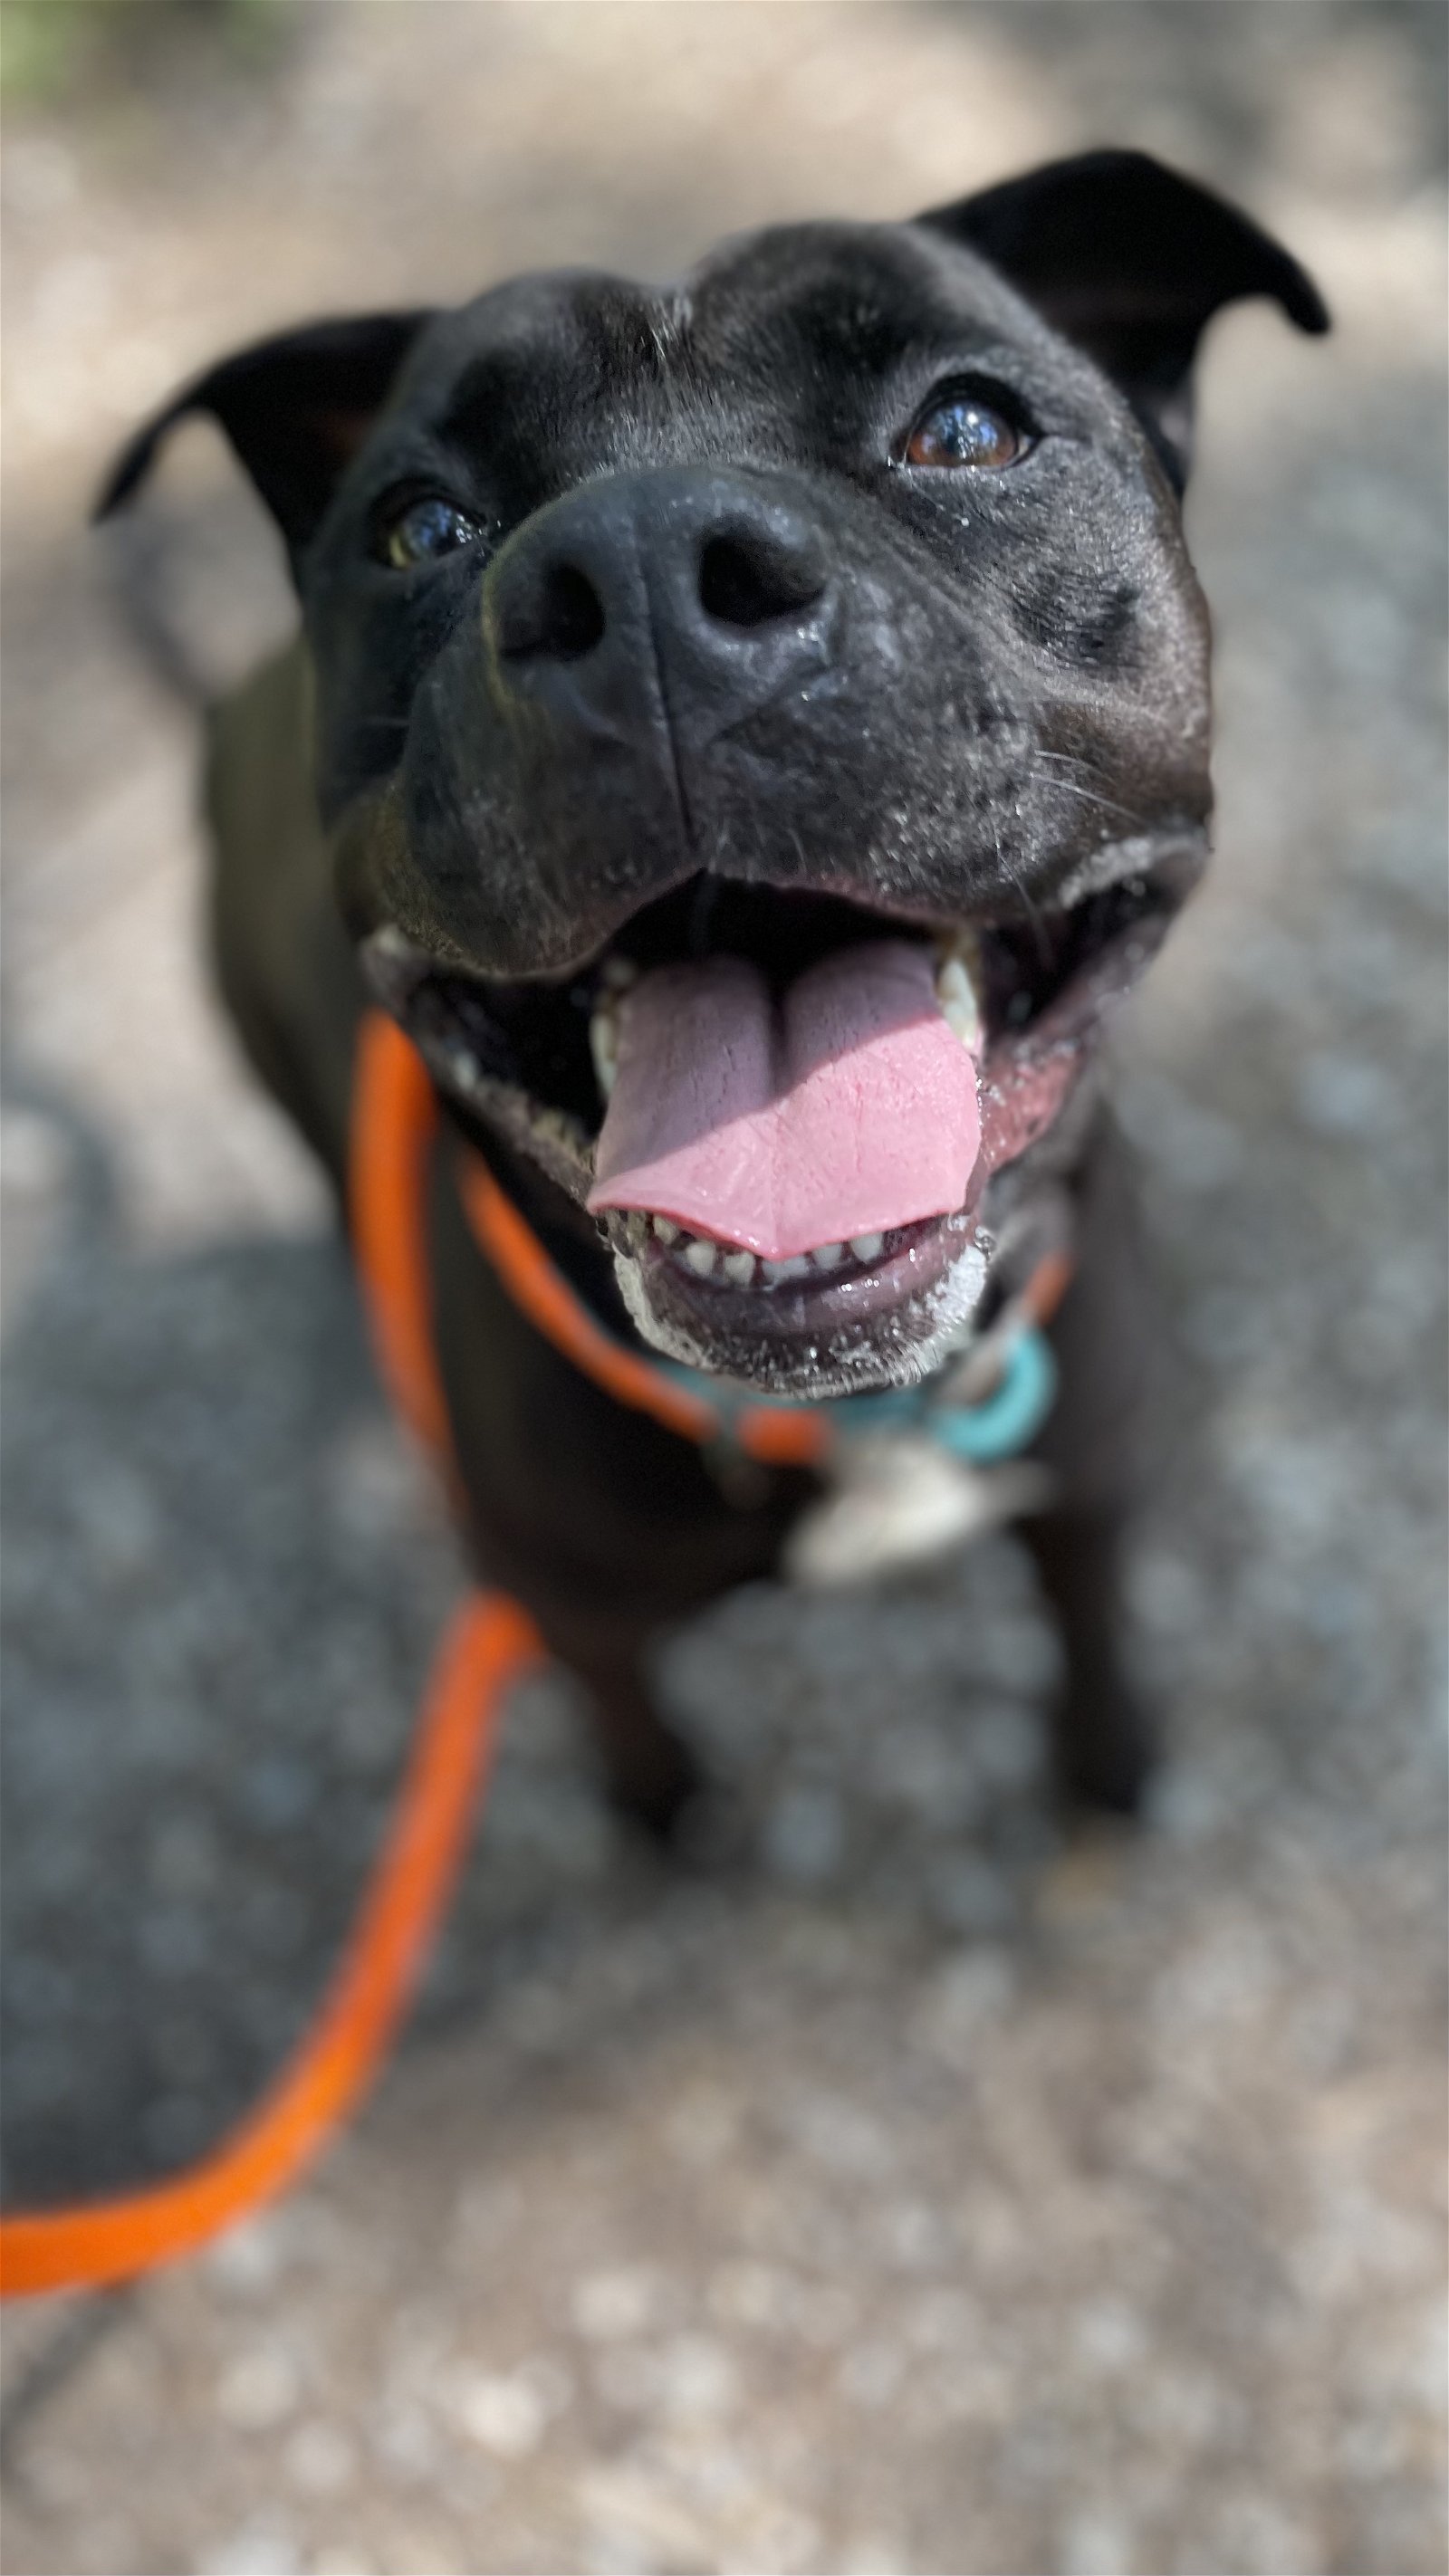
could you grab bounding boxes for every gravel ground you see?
[2,7,1445,2572]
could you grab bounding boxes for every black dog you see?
[103,152,1325,1826]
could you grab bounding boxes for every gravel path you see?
[2,8,1444,2571]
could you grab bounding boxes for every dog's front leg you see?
[1021,1113,1160,1815]
[533,1604,701,1838]
[1021,1506,1155,1815]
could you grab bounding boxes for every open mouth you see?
[363,859,1189,1394]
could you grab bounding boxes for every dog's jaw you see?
[609,1214,992,1398]
[360,835,1193,1399]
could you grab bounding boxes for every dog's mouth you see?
[363,858,1190,1394]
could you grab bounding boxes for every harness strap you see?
[350,1010,452,1459]
[458,1154,832,1467]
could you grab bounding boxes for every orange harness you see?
[0,1013,1067,2298]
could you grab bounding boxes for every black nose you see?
[484,469,835,753]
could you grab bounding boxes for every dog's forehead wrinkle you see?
[419,270,701,449]
[689,215,988,318]
[680,219,1069,392]
[415,228,1073,462]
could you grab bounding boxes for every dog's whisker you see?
[1023,763,1146,828]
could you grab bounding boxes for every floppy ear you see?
[917,149,1329,488]
[95,309,435,558]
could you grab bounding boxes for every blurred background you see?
[1,5,1444,2571]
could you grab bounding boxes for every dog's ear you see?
[917,149,1329,488]
[95,309,435,558]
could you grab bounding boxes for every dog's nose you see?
[483,469,836,753]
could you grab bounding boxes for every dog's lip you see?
[610,1204,978,1337]
[360,895,951,1007]
[360,833,1199,1006]
[358,871,969,995]
[363,874,1174,1082]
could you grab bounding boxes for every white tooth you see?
[652,1216,679,1244]
[684,1237,718,1277]
[589,1005,619,1098]
[849,1232,884,1261]
[723,1250,756,1286]
[936,953,983,1052]
[624,1210,647,1249]
[811,1240,845,1269]
[762,1254,811,1285]
[450,1047,482,1089]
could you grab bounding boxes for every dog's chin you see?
[606,1209,991,1399]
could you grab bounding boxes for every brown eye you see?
[903,396,1022,470]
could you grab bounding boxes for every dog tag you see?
[783,1434,1051,1587]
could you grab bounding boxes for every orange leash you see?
[0,1014,542,2299]
[0,1597,540,2298]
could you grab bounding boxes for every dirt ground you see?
[2,6,1445,2572]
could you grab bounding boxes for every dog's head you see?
[105,151,1325,1396]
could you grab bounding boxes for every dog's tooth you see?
[624,1210,648,1250]
[935,953,983,1052]
[589,1005,619,1098]
[684,1237,718,1277]
[811,1241,845,1270]
[849,1231,885,1262]
[762,1254,811,1286]
[652,1216,679,1245]
[723,1249,756,1286]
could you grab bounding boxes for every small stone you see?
[283,2419,356,2495]
[215,2345,302,2432]
[762,1783,845,1884]
[571,2267,664,2341]
[450,2369,546,2458]
[198,2522,301,2576]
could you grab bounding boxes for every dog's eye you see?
[901,395,1022,471]
[379,495,482,570]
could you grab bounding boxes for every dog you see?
[101,150,1326,1830]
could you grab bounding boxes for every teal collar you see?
[664,1316,1058,1468]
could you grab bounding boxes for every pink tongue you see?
[587,939,981,1260]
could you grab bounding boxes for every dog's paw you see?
[1049,1679,1158,1818]
[601,1725,706,1843]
